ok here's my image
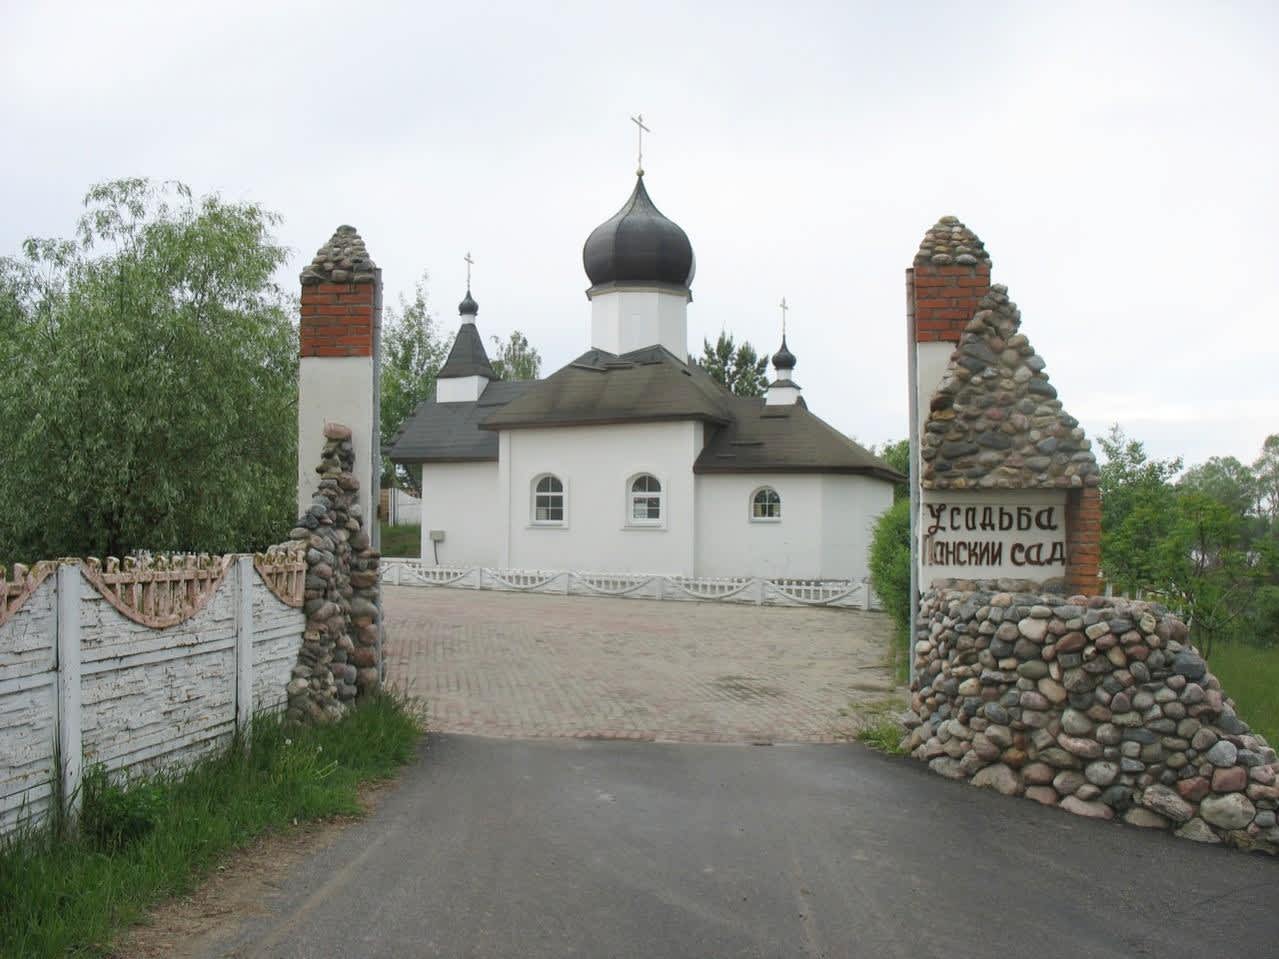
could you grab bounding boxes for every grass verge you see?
[1206,642,1279,745]
[0,691,422,959]
[847,697,909,756]
[379,522,420,558]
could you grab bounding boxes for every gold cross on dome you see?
[631,113,650,175]
[779,297,789,336]
[464,251,474,288]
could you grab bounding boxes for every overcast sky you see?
[4,1,1276,469]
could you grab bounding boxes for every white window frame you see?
[624,472,666,529]
[530,473,567,528]
[750,486,782,523]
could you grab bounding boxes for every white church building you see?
[389,171,901,581]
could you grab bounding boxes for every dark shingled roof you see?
[695,398,903,480]
[387,380,533,463]
[478,345,734,430]
[300,225,377,285]
[389,345,901,481]
[438,321,498,380]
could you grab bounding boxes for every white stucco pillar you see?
[297,226,382,541]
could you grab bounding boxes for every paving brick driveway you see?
[383,586,899,743]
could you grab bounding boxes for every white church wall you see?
[820,475,892,582]
[504,422,699,575]
[694,474,825,579]
[418,462,501,567]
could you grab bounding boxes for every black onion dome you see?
[459,288,478,316]
[772,335,796,371]
[583,175,695,289]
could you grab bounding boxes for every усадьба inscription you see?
[922,501,1065,568]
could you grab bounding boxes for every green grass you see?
[0,692,422,959]
[847,697,909,756]
[1207,643,1279,745]
[379,522,420,558]
[857,719,909,755]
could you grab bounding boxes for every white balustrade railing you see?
[380,558,881,611]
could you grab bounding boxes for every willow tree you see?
[0,179,297,561]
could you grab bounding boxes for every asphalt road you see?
[204,734,1278,959]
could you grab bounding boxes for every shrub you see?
[869,498,912,681]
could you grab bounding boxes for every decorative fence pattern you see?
[0,555,305,837]
[379,559,881,610]
[253,544,308,608]
[81,554,234,628]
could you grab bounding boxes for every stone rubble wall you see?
[921,285,1099,491]
[905,587,1278,853]
[285,422,382,723]
[299,225,377,286]
[915,215,991,266]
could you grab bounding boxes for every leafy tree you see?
[1179,456,1257,525]
[1154,491,1263,657]
[1097,425,1182,593]
[1254,434,1279,526]
[701,331,768,397]
[489,330,541,381]
[380,276,451,486]
[1099,426,1276,653]
[874,438,910,501]
[0,179,296,561]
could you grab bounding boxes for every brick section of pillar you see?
[911,260,992,344]
[300,282,377,357]
[1065,486,1102,595]
[910,216,992,345]
[299,224,379,359]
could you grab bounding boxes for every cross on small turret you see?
[779,297,789,337]
[464,251,474,289]
[631,113,650,176]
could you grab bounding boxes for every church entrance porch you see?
[382,586,898,743]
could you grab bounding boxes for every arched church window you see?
[751,486,781,521]
[532,474,565,525]
[628,474,663,526]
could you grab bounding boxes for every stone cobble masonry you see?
[905,587,1278,854]
[383,587,898,743]
[285,423,382,722]
[903,214,1273,852]
[920,285,1099,492]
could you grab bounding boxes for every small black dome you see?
[772,335,796,371]
[458,289,478,317]
[583,175,695,290]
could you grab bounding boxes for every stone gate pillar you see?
[906,217,1101,602]
[297,227,382,541]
